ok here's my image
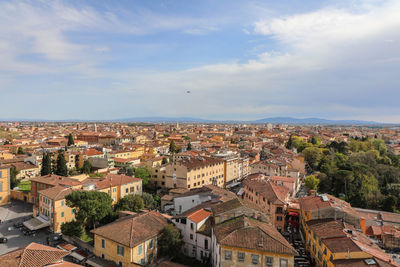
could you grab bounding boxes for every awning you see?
[288,212,299,216]
[23,216,50,230]
[70,252,86,261]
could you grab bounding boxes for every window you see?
[318,251,322,261]
[191,223,194,230]
[265,256,273,266]
[149,253,153,262]
[125,188,128,193]
[72,209,75,214]
[149,239,153,249]
[251,254,259,265]
[101,253,105,259]
[224,250,232,260]
[190,234,193,240]
[238,252,245,262]
[277,216,283,221]
[61,212,64,218]
[140,259,144,264]
[113,188,116,193]
[61,200,64,206]
[118,261,123,267]
[101,239,105,249]
[280,259,288,267]
[117,245,124,256]
[181,218,186,224]
[330,254,333,262]
[138,244,143,255]
[204,239,208,250]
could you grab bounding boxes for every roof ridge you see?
[251,220,297,254]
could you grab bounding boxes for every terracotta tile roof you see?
[174,156,224,170]
[84,149,103,156]
[91,210,169,247]
[244,178,289,204]
[31,174,82,187]
[353,239,400,266]
[47,262,83,266]
[82,174,141,190]
[366,225,383,236]
[380,211,400,224]
[299,193,353,212]
[323,237,361,253]
[11,162,38,171]
[308,219,347,240]
[212,197,265,216]
[0,242,70,267]
[39,185,74,201]
[214,216,297,255]
[187,208,212,223]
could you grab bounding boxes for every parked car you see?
[0,237,8,243]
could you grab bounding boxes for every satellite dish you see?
[186,90,191,93]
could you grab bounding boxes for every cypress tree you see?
[67,133,74,146]
[41,153,52,176]
[55,152,68,176]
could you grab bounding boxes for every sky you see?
[0,0,400,122]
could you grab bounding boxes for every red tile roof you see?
[0,242,70,267]
[91,210,169,247]
[187,208,211,223]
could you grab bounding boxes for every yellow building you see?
[165,156,225,189]
[213,216,297,267]
[110,147,145,160]
[38,186,75,233]
[92,210,169,266]
[300,194,397,267]
[0,164,11,206]
[82,174,142,204]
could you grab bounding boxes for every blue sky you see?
[1,0,400,122]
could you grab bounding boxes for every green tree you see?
[126,167,134,176]
[82,160,92,174]
[169,140,177,154]
[41,153,52,176]
[67,133,75,146]
[162,157,168,164]
[66,191,113,229]
[10,166,19,189]
[187,142,192,151]
[17,147,24,154]
[382,195,397,212]
[303,147,323,170]
[114,194,144,212]
[134,167,151,186]
[55,152,68,176]
[61,221,84,237]
[142,192,155,209]
[310,136,321,145]
[305,175,320,192]
[286,135,293,149]
[159,224,183,257]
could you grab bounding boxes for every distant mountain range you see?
[252,117,381,125]
[0,116,391,125]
